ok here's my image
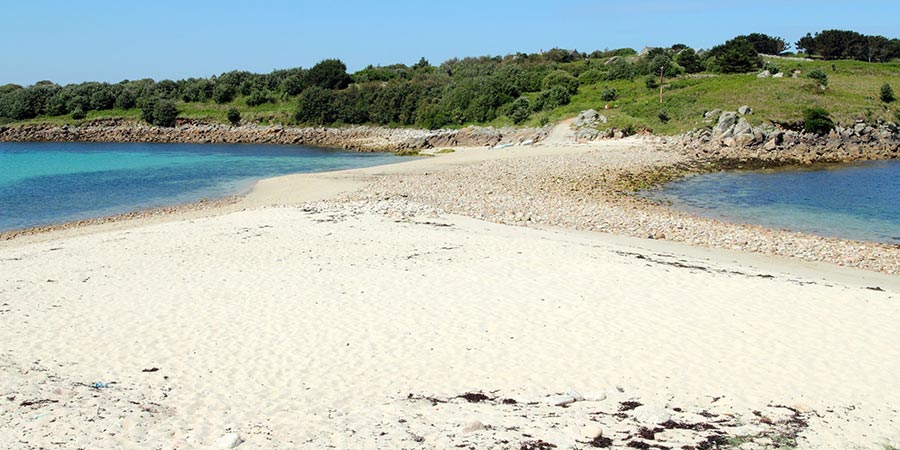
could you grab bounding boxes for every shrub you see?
[140,98,178,127]
[802,107,835,135]
[545,86,572,109]
[294,86,336,125]
[212,83,237,104]
[508,97,531,124]
[541,70,580,95]
[246,89,273,106]
[657,110,670,123]
[600,86,618,101]
[227,108,241,125]
[578,69,604,85]
[881,83,895,102]
[71,107,86,120]
[645,75,659,90]
[807,69,828,87]
[152,100,178,127]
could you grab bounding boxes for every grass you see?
[525,58,900,134]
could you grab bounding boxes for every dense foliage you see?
[0,29,896,129]
[796,30,900,62]
[802,107,835,135]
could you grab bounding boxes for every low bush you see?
[227,108,241,125]
[802,107,835,135]
[600,86,619,101]
[807,69,828,87]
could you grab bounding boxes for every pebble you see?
[347,138,900,275]
[632,405,672,424]
[214,433,244,449]
[462,420,485,433]
[544,395,577,406]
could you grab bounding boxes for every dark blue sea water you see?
[0,142,410,231]
[648,160,900,244]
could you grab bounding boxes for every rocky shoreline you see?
[573,107,900,164]
[0,119,549,152]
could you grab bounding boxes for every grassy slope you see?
[535,58,900,134]
[9,59,900,134]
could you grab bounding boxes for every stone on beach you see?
[214,433,244,449]
[632,405,672,424]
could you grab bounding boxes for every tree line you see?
[0,29,896,129]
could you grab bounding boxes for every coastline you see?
[2,125,898,273]
[2,126,899,449]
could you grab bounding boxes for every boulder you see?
[757,70,771,78]
[713,111,739,137]
[738,105,753,115]
[733,117,753,136]
[703,109,722,123]
[772,72,784,78]
[574,110,599,128]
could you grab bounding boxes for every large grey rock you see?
[713,111,739,137]
[632,405,672,424]
[738,105,753,115]
[733,117,753,136]
[772,72,785,78]
[574,110,599,128]
[757,70,771,78]
[703,109,722,123]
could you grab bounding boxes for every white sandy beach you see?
[1,136,899,450]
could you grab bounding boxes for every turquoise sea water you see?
[648,160,900,244]
[0,142,409,231]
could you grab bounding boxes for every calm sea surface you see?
[0,142,409,231]
[647,160,900,244]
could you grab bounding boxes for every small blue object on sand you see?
[90,382,110,389]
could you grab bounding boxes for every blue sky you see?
[2,0,898,85]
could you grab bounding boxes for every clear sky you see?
[2,0,898,86]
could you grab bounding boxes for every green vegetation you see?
[1,29,898,135]
[796,30,900,62]
[226,108,241,126]
[808,68,829,87]
[881,83,895,102]
[803,107,835,134]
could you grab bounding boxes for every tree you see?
[739,33,788,55]
[706,38,761,73]
[227,108,241,125]
[880,83,895,103]
[307,59,352,90]
[674,48,703,74]
[508,97,531,124]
